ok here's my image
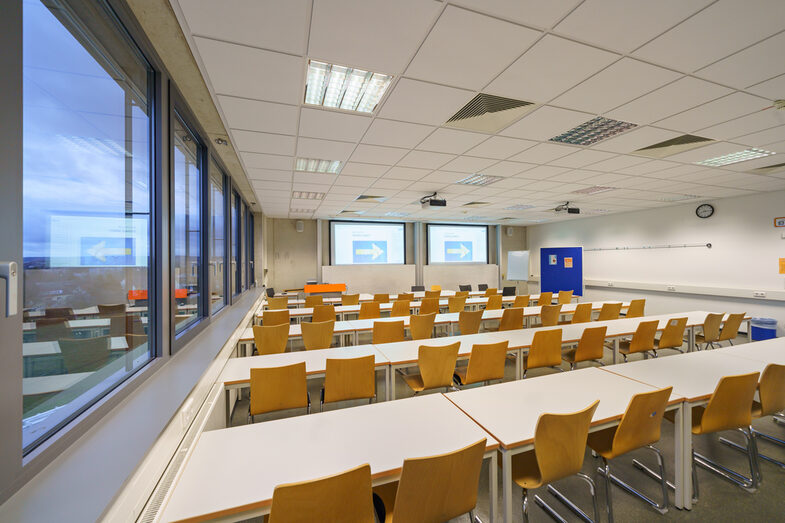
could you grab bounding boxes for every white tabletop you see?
[240,320,356,341]
[375,332,514,365]
[159,394,498,522]
[712,337,785,365]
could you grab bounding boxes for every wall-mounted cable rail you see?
[585,242,712,252]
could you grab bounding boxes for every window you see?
[427,224,489,264]
[208,160,226,314]
[22,0,154,451]
[330,221,406,265]
[231,191,241,296]
[172,114,202,334]
[246,208,255,288]
[240,200,247,291]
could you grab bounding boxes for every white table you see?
[445,367,685,522]
[238,320,359,353]
[712,337,785,365]
[159,394,500,523]
[266,291,569,309]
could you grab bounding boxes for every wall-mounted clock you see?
[696,203,714,218]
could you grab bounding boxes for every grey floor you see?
[232,334,785,522]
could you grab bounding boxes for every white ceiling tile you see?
[465,136,536,159]
[293,172,337,185]
[296,137,356,161]
[251,180,291,191]
[591,126,681,153]
[361,119,435,148]
[421,171,469,184]
[696,32,785,89]
[218,96,299,135]
[242,152,293,170]
[439,156,498,173]
[415,128,488,154]
[308,0,441,73]
[607,77,732,125]
[370,178,413,190]
[255,189,290,199]
[548,170,599,182]
[763,140,785,153]
[333,175,376,187]
[349,144,408,165]
[698,110,785,140]
[407,180,448,192]
[508,142,577,163]
[480,161,535,177]
[634,0,785,72]
[516,165,570,180]
[585,155,650,172]
[194,37,303,104]
[397,150,456,169]
[338,162,389,177]
[451,0,580,29]
[654,92,770,133]
[383,166,432,181]
[615,160,678,175]
[553,58,681,113]
[298,108,371,142]
[748,73,785,101]
[500,105,594,140]
[292,182,331,192]
[328,185,365,195]
[246,168,293,182]
[487,35,619,103]
[579,172,636,185]
[734,126,785,148]
[378,78,475,125]
[232,130,296,155]
[549,149,617,168]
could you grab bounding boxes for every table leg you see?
[385,365,391,402]
[682,403,694,510]
[688,326,695,352]
[613,338,618,364]
[390,366,397,401]
[502,450,513,523]
[673,403,684,509]
[515,349,522,380]
[353,331,358,346]
[488,450,498,523]
[225,387,231,428]
[746,319,751,342]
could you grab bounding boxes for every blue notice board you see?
[540,247,583,296]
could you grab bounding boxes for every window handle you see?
[0,261,18,317]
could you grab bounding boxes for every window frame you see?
[207,154,230,316]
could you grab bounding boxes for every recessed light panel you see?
[550,117,637,146]
[291,191,325,200]
[456,174,504,186]
[289,208,314,214]
[571,186,615,195]
[384,211,409,217]
[696,148,775,167]
[304,60,392,113]
[504,204,535,210]
[295,157,342,174]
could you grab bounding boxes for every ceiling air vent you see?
[749,161,785,175]
[571,186,615,195]
[633,134,714,159]
[339,209,365,215]
[445,93,535,133]
[354,194,388,203]
[462,201,489,207]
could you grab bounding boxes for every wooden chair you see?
[512,295,530,308]
[485,295,502,310]
[263,308,290,327]
[373,293,390,303]
[373,320,405,344]
[320,355,376,411]
[59,336,112,373]
[557,290,573,304]
[126,333,148,350]
[304,295,323,308]
[619,320,659,362]
[45,307,74,320]
[538,304,562,327]
[302,320,335,350]
[248,362,310,422]
[695,313,723,349]
[523,329,563,377]
[410,313,436,341]
[718,313,746,346]
[400,342,460,395]
[483,288,498,297]
[419,298,440,316]
[625,299,645,318]
[266,297,289,310]
[458,310,483,335]
[268,464,374,523]
[562,326,607,370]
[35,317,72,342]
[454,290,469,298]
[597,302,622,321]
[390,300,411,318]
[252,324,289,355]
[653,317,687,356]
[498,307,523,332]
[588,387,674,520]
[396,293,414,302]
[372,439,486,523]
[424,290,441,299]
[97,304,125,316]
[430,285,442,292]
[538,291,553,305]
[358,302,380,320]
[560,302,592,325]
[510,400,600,522]
[459,284,472,292]
[454,341,508,387]
[312,304,337,323]
[341,294,360,306]
[447,296,466,313]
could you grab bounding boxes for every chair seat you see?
[507,449,544,489]
[562,348,578,363]
[618,340,632,354]
[665,405,707,434]
[372,481,398,523]
[400,373,426,392]
[694,334,718,344]
[654,336,685,351]
[453,367,468,385]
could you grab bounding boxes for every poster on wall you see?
[548,254,557,265]
[564,257,573,268]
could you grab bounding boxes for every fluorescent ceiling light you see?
[295,157,342,174]
[550,117,637,146]
[571,186,615,195]
[695,148,775,167]
[291,191,325,200]
[289,208,314,214]
[304,60,392,113]
[384,211,409,217]
[504,204,535,210]
[455,174,504,186]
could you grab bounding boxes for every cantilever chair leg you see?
[468,509,481,523]
[598,446,668,522]
[521,489,530,523]
[773,413,785,425]
[542,472,599,523]
[694,427,760,492]
[721,425,785,472]
[633,449,699,504]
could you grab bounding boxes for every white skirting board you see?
[321,264,416,294]
[423,264,499,291]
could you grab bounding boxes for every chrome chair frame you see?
[247,392,311,424]
[524,472,599,523]
[720,421,785,472]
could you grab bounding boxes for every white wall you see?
[527,190,785,334]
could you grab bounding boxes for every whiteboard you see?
[506,251,529,281]
[423,264,499,291]
[322,264,416,294]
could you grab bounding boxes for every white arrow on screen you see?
[87,241,130,262]
[446,243,470,258]
[355,243,384,260]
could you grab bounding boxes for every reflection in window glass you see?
[173,115,202,333]
[240,200,247,291]
[209,161,225,314]
[22,0,154,451]
[231,191,240,296]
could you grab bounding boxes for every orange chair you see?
[625,299,646,318]
[359,302,381,320]
[373,293,390,303]
[562,326,607,370]
[304,295,323,308]
[390,300,411,317]
[252,324,289,355]
[523,329,563,377]
[312,304,337,323]
[263,309,290,326]
[424,290,441,299]
[458,310,483,335]
[498,307,523,332]
[485,295,503,310]
[538,291,553,305]
[597,302,622,321]
[454,341,508,387]
[410,313,436,340]
[557,290,573,304]
[419,298,440,316]
[372,320,405,344]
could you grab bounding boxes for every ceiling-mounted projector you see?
[554,201,580,214]
[420,192,446,209]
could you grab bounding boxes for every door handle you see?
[0,261,18,317]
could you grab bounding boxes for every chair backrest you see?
[699,372,760,434]
[419,298,440,316]
[267,297,289,310]
[485,295,503,310]
[263,309,290,326]
[390,439,487,523]
[628,320,659,353]
[302,320,335,350]
[759,363,785,416]
[268,463,374,523]
[250,362,309,416]
[610,387,673,456]
[540,304,562,327]
[323,355,376,404]
[97,304,126,316]
[597,302,622,321]
[512,295,530,308]
[448,296,467,313]
[701,313,723,342]
[464,341,509,384]
[458,310,483,335]
[571,303,592,324]
[358,301,380,320]
[626,299,645,318]
[341,294,360,306]
[484,288,498,297]
[411,285,425,292]
[45,307,74,320]
[126,333,148,349]
[430,285,442,292]
[391,300,411,317]
[418,342,460,390]
[265,287,275,298]
[557,290,573,304]
[372,320,405,344]
[312,304,337,323]
[373,293,390,303]
[108,314,127,337]
[459,284,472,292]
[252,324,289,355]
[454,290,469,298]
[534,400,600,485]
[477,284,488,291]
[59,336,111,373]
[538,291,553,305]
[575,326,607,362]
[304,295,324,308]
[499,307,523,332]
[658,317,687,349]
[527,329,563,370]
[424,290,441,299]
[410,313,436,340]
[718,313,746,342]
[35,317,72,342]
[397,293,414,302]
[502,286,516,296]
